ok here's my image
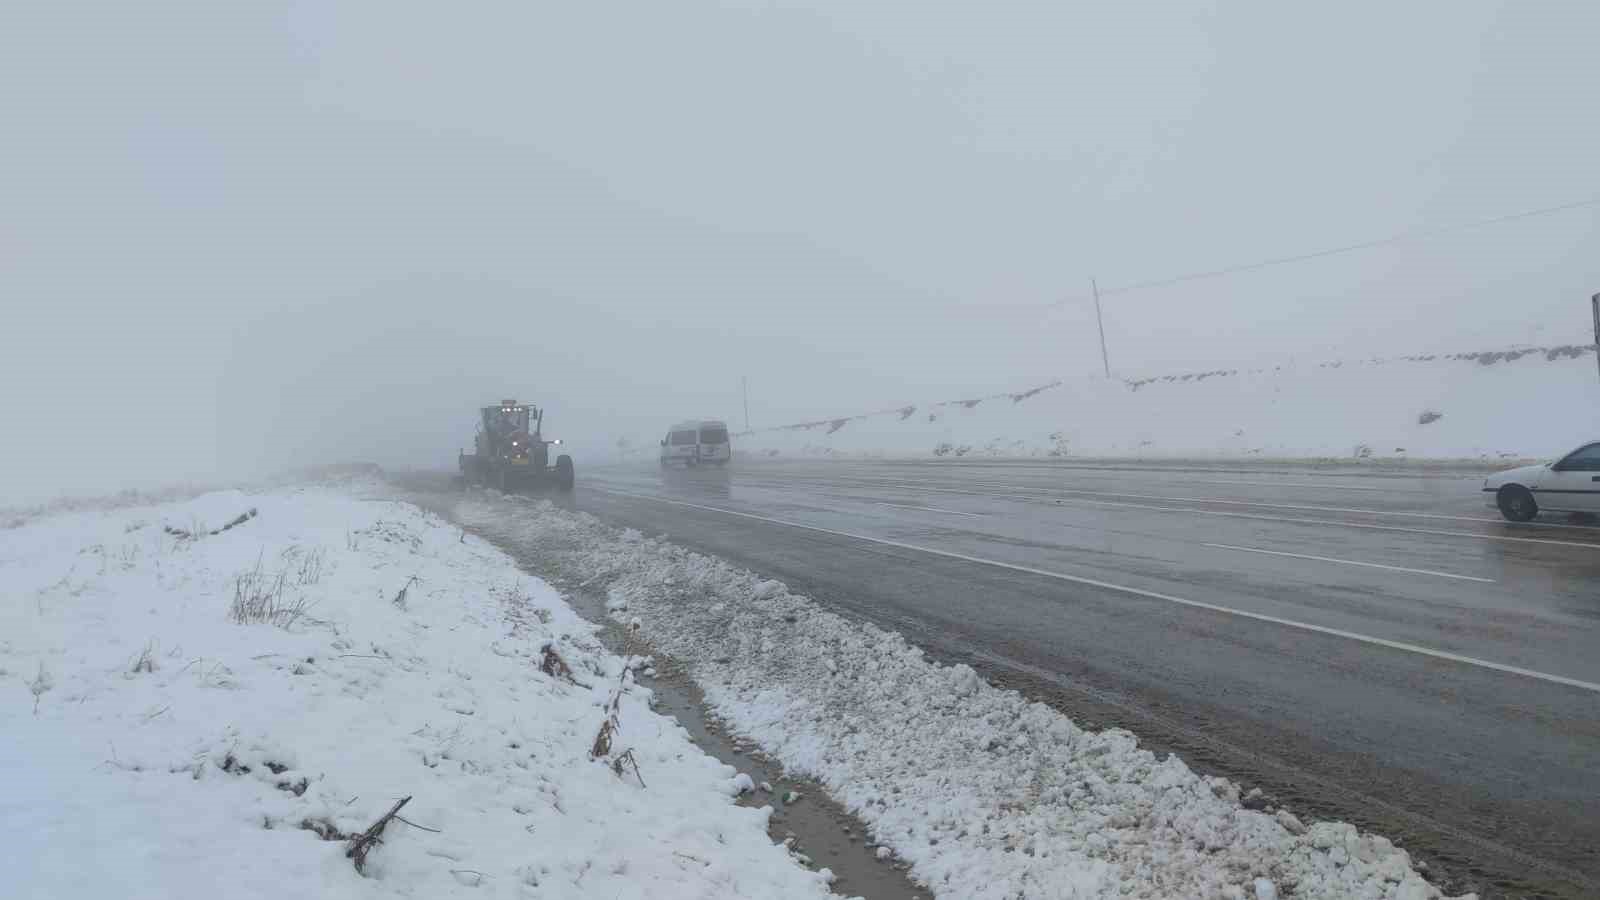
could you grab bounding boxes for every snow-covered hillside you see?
[1,484,837,900]
[736,345,1599,463]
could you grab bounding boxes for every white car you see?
[1484,442,1600,521]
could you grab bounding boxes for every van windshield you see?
[699,427,729,444]
[669,431,698,446]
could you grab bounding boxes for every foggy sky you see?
[4,1,1597,504]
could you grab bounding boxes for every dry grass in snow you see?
[1,483,839,900]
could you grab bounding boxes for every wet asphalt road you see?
[559,457,1600,899]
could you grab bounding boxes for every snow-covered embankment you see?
[1,484,837,899]
[734,346,1599,463]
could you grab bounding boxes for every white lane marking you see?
[1201,543,1495,583]
[1040,495,1600,548]
[954,476,1410,493]
[589,487,1600,693]
[882,462,1451,487]
[1187,478,1398,492]
[825,475,1529,526]
[875,501,984,518]
[791,476,1600,548]
[972,486,1600,528]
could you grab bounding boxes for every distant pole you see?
[1092,278,1111,378]
[742,375,750,432]
[1592,293,1600,384]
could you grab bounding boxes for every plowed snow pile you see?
[456,491,1475,900]
[1,484,836,900]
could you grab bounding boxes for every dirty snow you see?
[1,483,838,899]
[454,491,1475,900]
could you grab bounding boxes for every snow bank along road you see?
[549,458,1599,899]
[2,483,841,900]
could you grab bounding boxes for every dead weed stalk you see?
[392,575,420,609]
[129,640,159,675]
[229,553,311,629]
[346,795,411,875]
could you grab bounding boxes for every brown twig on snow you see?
[612,748,646,788]
[590,661,636,759]
[345,795,411,874]
[590,717,615,759]
[540,643,580,685]
[392,575,420,608]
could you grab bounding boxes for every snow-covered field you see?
[1,482,838,899]
[731,345,1599,463]
[454,492,1473,900]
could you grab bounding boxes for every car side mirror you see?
[660,439,667,447]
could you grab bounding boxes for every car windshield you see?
[669,430,697,446]
[1558,444,1600,470]
[699,427,729,444]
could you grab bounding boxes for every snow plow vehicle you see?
[459,400,575,492]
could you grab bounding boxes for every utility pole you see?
[1092,278,1111,378]
[1592,293,1600,385]
[742,375,750,433]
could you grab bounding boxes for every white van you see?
[660,420,731,467]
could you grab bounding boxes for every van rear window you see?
[670,431,698,446]
[699,428,729,444]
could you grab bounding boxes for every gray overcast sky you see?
[3,0,1597,503]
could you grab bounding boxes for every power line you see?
[1064,194,1600,303]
